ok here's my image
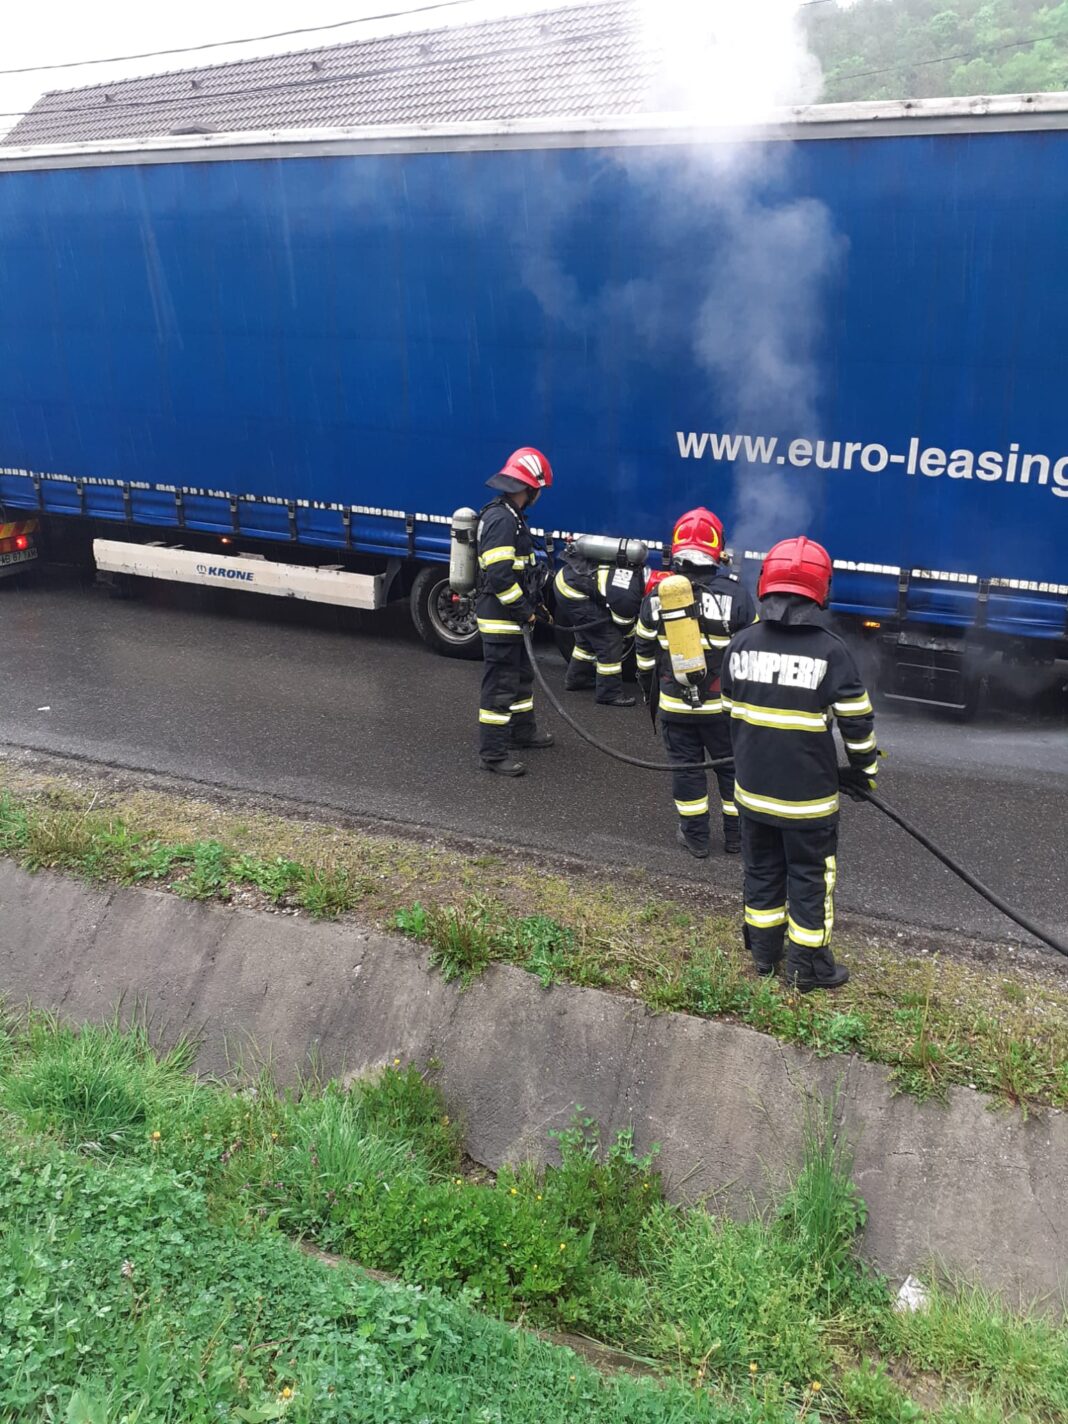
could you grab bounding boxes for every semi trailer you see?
[1,95,1066,711]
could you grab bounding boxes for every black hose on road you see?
[858,789,1068,958]
[522,627,732,773]
[529,629,1066,958]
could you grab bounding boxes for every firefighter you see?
[476,447,554,776]
[635,507,756,857]
[720,536,880,992]
[554,542,643,707]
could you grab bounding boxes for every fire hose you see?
[856,788,1068,958]
[522,625,731,772]
[523,627,1068,957]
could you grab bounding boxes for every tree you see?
[804,0,1068,102]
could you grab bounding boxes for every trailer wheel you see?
[410,566,481,659]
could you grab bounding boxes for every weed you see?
[352,1064,461,1176]
[2,1015,198,1152]
[174,840,233,900]
[234,854,303,904]
[296,864,361,919]
[395,900,494,984]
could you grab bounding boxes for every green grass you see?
[0,1015,1065,1423]
[1,770,1067,1116]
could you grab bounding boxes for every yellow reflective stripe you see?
[745,904,786,928]
[636,654,657,671]
[512,558,527,570]
[597,566,610,599]
[571,646,596,662]
[734,783,839,819]
[833,694,874,717]
[477,618,522,635]
[722,801,738,817]
[729,701,828,732]
[823,854,837,946]
[675,796,709,816]
[497,582,524,605]
[479,545,516,567]
[861,760,879,776]
[596,661,623,676]
[554,569,587,601]
[659,692,723,714]
[635,620,657,640]
[479,708,511,725]
[843,731,877,753]
[702,635,730,648]
[788,917,825,948]
[610,612,634,627]
[510,697,534,713]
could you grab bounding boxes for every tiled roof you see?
[4,1,668,146]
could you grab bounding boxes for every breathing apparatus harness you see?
[453,511,1068,955]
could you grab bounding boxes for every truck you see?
[1,95,1066,712]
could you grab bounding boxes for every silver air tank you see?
[449,507,480,594]
[572,534,649,568]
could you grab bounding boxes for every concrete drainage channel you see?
[1,858,1064,1305]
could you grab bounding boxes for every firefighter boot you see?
[676,823,710,859]
[512,728,555,749]
[597,691,636,707]
[723,818,741,855]
[744,923,783,977]
[481,756,526,777]
[785,943,850,993]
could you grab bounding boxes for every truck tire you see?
[410,565,481,659]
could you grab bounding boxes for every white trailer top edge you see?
[3,92,1068,170]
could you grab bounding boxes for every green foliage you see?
[1,1017,1066,1421]
[804,0,1068,103]
[0,1136,732,1424]
[2,1016,198,1152]
[395,900,495,983]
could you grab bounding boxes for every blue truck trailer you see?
[1,96,1066,711]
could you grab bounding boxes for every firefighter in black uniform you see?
[635,507,756,857]
[554,544,643,707]
[476,447,554,777]
[721,536,880,991]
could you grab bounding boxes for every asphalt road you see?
[2,572,1066,948]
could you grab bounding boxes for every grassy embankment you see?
[1,1014,1066,1423]
[0,761,1065,1113]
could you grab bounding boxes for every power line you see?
[0,1,485,78]
[831,28,1068,85]
[0,18,635,125]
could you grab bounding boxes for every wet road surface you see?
[1,572,1065,948]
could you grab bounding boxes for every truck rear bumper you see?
[93,538,391,610]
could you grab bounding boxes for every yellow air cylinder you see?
[659,574,706,692]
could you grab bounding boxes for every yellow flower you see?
[811,1381,821,1393]
[150,1130,161,1142]
[749,1363,758,1375]
[271,1132,278,1141]
[442,1115,450,1125]
[393,1058,401,1066]
[278,1385,293,1400]
[454,1177,463,1186]
[559,1242,566,1251]
[536,1194,542,1201]
[510,1187,517,1196]
[569,1374,576,1382]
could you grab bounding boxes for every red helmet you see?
[486,447,553,494]
[671,507,724,567]
[758,536,832,606]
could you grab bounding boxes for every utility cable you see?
[858,788,1068,958]
[522,626,732,772]
[0,2,482,77]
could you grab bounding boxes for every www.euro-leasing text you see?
[676,432,1068,499]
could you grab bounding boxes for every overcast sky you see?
[0,0,585,135]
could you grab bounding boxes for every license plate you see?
[0,548,35,567]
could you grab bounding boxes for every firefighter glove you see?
[838,765,877,802]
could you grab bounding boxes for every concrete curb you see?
[0,859,1063,1304]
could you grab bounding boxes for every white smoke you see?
[637,0,843,558]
